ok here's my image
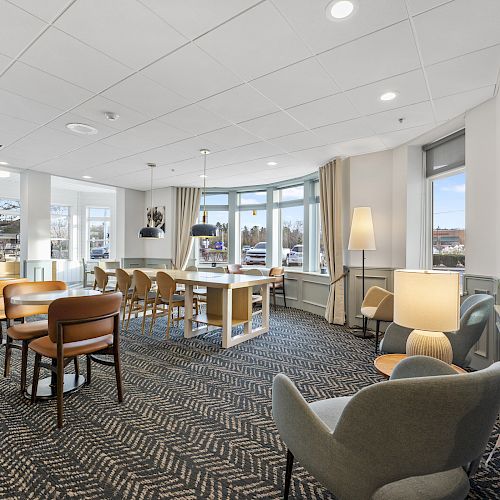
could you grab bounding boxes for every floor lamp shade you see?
[394,270,460,363]
[348,207,376,251]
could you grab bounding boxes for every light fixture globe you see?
[138,162,165,239]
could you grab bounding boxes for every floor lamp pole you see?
[353,248,374,339]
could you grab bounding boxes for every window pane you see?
[204,193,228,205]
[280,185,304,202]
[0,198,20,261]
[240,209,267,265]
[89,220,110,259]
[432,172,465,278]
[88,207,110,218]
[198,210,228,264]
[282,205,304,269]
[239,191,267,206]
[319,212,327,273]
[51,205,70,259]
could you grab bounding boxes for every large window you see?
[280,186,304,270]
[240,209,266,265]
[0,198,20,262]
[198,193,229,265]
[87,207,111,260]
[50,205,70,259]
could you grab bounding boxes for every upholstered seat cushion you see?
[361,306,377,319]
[309,396,352,432]
[160,294,185,304]
[136,291,157,301]
[7,320,48,340]
[29,334,113,358]
[372,467,470,500]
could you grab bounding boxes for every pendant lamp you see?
[138,163,165,239]
[191,149,217,238]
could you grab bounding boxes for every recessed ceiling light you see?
[82,175,93,179]
[0,161,9,166]
[104,112,120,121]
[0,171,10,178]
[267,161,278,166]
[66,123,98,135]
[200,174,208,178]
[326,0,355,20]
[380,91,398,102]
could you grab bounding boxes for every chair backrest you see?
[48,292,122,344]
[0,278,28,318]
[273,365,500,499]
[3,281,68,319]
[446,293,494,366]
[269,267,284,284]
[185,265,198,272]
[156,272,176,300]
[115,268,132,295]
[94,266,109,290]
[242,269,264,293]
[227,264,243,274]
[133,270,152,299]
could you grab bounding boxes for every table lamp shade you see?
[348,207,376,251]
[394,270,460,332]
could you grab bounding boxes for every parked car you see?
[90,246,109,259]
[286,244,303,266]
[244,242,290,265]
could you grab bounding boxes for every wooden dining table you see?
[108,268,275,348]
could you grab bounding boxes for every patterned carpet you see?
[0,307,499,499]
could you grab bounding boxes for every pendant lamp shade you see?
[139,163,165,239]
[191,149,217,238]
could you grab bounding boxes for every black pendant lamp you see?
[191,149,217,238]
[138,163,165,239]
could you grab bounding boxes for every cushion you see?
[7,320,48,340]
[160,294,185,304]
[372,468,470,500]
[361,306,377,318]
[309,396,352,432]
[29,334,113,358]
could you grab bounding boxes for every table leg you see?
[221,288,233,349]
[184,284,206,339]
[262,283,270,332]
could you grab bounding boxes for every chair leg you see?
[56,358,64,429]
[141,300,147,335]
[4,336,12,377]
[284,449,294,499]
[114,343,123,403]
[149,298,158,335]
[283,282,287,308]
[125,296,135,332]
[20,340,29,393]
[166,306,172,339]
[272,284,277,307]
[74,356,80,376]
[86,355,91,385]
[31,353,41,404]
[375,320,380,354]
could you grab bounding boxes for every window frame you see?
[50,204,71,260]
[86,206,112,260]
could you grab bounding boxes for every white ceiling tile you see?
[286,93,360,129]
[0,61,92,110]
[197,126,260,150]
[199,84,279,123]
[20,27,131,92]
[239,111,307,139]
[378,123,441,148]
[196,2,310,80]
[0,112,38,136]
[101,119,190,152]
[345,69,429,115]
[55,0,187,69]
[0,88,62,124]
[208,141,286,166]
[433,86,495,121]
[270,130,326,153]
[70,95,149,131]
[335,136,388,156]
[0,53,12,73]
[273,0,408,54]
[365,101,435,134]
[251,58,339,109]
[158,104,230,136]
[414,0,500,65]
[313,117,374,144]
[102,73,188,118]
[135,143,197,167]
[0,1,46,58]
[8,0,71,22]
[140,0,260,40]
[142,43,242,101]
[87,158,149,179]
[426,45,500,99]
[318,21,420,90]
[406,0,451,15]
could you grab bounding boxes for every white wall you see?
[116,187,145,259]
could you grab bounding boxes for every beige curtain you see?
[319,159,345,324]
[174,187,201,270]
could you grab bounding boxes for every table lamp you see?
[348,207,376,338]
[394,269,460,364]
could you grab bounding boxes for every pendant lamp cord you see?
[203,152,207,214]
[150,165,153,208]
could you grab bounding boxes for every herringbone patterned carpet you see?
[0,307,499,499]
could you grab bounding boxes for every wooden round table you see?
[11,288,101,399]
[374,354,467,378]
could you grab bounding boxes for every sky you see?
[432,172,465,230]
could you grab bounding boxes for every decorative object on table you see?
[379,293,494,368]
[394,269,460,364]
[138,163,165,239]
[191,149,217,238]
[348,206,376,338]
[360,286,394,354]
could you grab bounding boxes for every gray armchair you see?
[379,294,494,368]
[272,357,500,500]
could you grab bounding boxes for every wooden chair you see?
[242,269,264,311]
[114,268,133,325]
[185,265,198,271]
[0,278,28,345]
[3,280,67,392]
[269,267,287,307]
[227,264,243,274]
[93,266,112,293]
[149,272,197,338]
[126,270,157,335]
[29,292,123,428]
[81,258,95,288]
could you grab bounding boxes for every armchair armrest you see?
[390,356,459,380]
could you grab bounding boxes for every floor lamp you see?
[348,207,376,338]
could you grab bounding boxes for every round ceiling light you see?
[0,171,11,178]
[380,91,398,102]
[82,175,93,179]
[327,0,355,20]
[267,161,278,166]
[0,161,9,166]
[66,123,98,135]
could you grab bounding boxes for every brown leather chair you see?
[126,270,157,335]
[0,278,28,344]
[269,267,286,308]
[29,292,123,428]
[93,266,112,293]
[3,280,67,392]
[114,268,133,325]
